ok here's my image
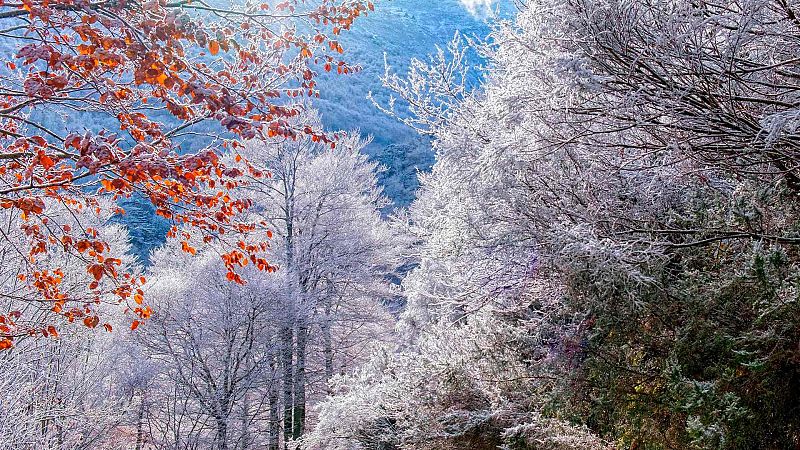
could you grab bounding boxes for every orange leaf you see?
[130,320,140,330]
[181,240,197,255]
[209,40,220,56]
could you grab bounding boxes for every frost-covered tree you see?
[136,245,282,450]
[0,200,139,449]
[233,111,404,444]
[314,0,800,448]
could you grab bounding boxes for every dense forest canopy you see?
[2,0,800,449]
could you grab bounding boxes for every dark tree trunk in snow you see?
[281,177,296,449]
[281,325,294,448]
[239,395,251,450]
[292,320,308,440]
[322,300,334,386]
[269,352,280,450]
[135,394,146,450]
[215,413,229,450]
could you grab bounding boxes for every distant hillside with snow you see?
[313,0,513,205]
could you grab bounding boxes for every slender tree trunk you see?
[215,413,229,450]
[56,419,64,449]
[239,394,250,450]
[135,394,146,450]
[281,325,294,448]
[292,319,308,440]
[54,396,64,448]
[268,351,281,450]
[281,176,296,449]
[322,300,334,386]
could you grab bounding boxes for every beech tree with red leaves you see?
[0,0,373,347]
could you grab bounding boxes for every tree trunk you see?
[268,352,281,450]
[292,320,308,440]
[215,413,229,450]
[322,300,334,386]
[281,171,296,449]
[135,394,146,450]
[281,325,294,448]
[239,394,251,450]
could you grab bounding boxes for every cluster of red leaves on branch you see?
[0,0,373,348]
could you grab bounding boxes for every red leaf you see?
[83,316,99,328]
[88,264,104,281]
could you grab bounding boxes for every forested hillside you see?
[2,0,800,449]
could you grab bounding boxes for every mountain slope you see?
[313,0,509,204]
